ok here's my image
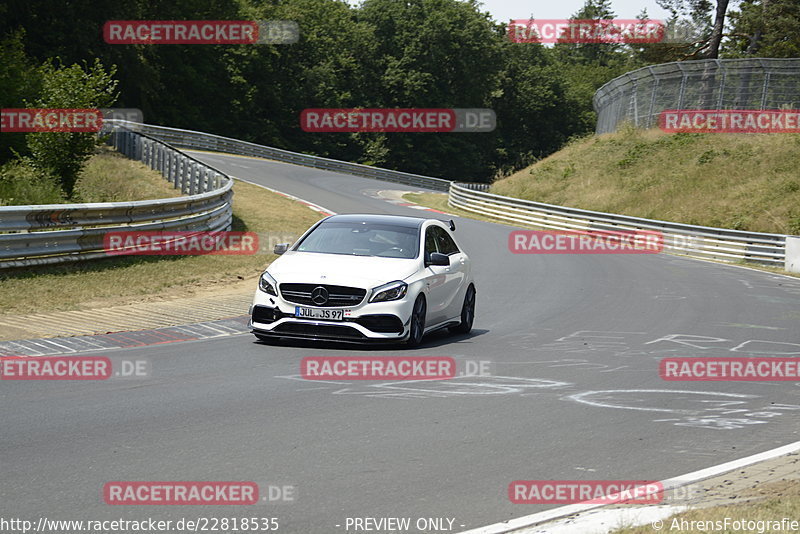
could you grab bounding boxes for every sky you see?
[343,0,676,27]
[475,0,672,23]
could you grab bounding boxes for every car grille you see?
[272,322,366,340]
[279,283,366,307]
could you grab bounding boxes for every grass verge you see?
[491,127,800,235]
[72,145,184,202]
[611,480,800,533]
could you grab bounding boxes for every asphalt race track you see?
[3,151,800,533]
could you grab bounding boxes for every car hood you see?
[266,251,420,289]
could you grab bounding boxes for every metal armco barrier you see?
[111,120,795,270]
[449,182,791,267]
[3,120,792,271]
[109,120,452,192]
[0,125,232,269]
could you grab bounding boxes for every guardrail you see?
[0,125,232,269]
[449,182,790,267]
[109,121,794,269]
[109,120,452,192]
[4,120,791,271]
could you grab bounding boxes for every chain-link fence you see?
[593,58,800,134]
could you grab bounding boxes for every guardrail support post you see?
[189,164,197,195]
[786,236,800,273]
[169,151,178,188]
[135,134,142,161]
[144,139,151,167]
[176,157,183,193]
[182,159,190,193]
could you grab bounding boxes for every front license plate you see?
[295,306,345,321]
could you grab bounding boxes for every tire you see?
[449,284,475,335]
[406,295,427,347]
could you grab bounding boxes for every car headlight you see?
[259,271,278,296]
[369,281,408,303]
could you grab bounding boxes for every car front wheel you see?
[406,295,427,347]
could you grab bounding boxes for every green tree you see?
[725,0,800,57]
[0,30,42,163]
[357,0,503,179]
[552,0,625,67]
[547,0,634,139]
[0,0,602,183]
[233,0,379,161]
[627,10,699,65]
[656,0,732,58]
[26,59,118,196]
[490,40,576,175]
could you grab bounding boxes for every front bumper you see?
[249,288,414,342]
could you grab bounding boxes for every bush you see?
[0,159,66,206]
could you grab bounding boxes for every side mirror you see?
[274,243,289,255]
[426,252,450,267]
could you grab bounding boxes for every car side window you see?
[433,226,459,255]
[424,227,438,257]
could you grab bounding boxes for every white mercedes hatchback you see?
[250,214,475,346]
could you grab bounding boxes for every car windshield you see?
[295,221,419,259]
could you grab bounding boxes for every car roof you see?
[321,213,433,229]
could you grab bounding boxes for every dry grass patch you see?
[611,481,800,533]
[491,127,800,234]
[73,145,183,202]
